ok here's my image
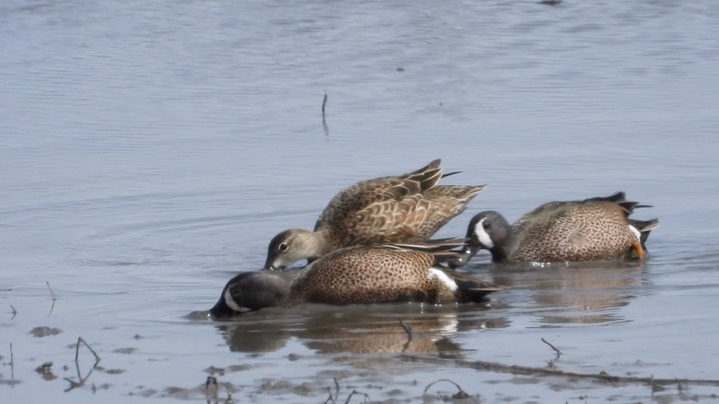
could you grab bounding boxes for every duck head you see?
[209,272,290,320]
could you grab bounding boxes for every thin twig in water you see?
[541,337,562,358]
[65,337,101,392]
[323,377,341,403]
[46,281,57,316]
[75,337,101,364]
[398,319,414,353]
[322,92,328,121]
[46,281,56,300]
[10,343,15,381]
[324,389,335,404]
[399,319,413,342]
[10,305,17,319]
[423,378,469,398]
[321,91,329,138]
[343,389,370,404]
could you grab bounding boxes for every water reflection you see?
[478,259,649,326]
[213,303,507,354]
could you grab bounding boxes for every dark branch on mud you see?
[424,378,470,399]
[541,337,562,359]
[343,389,370,404]
[324,377,341,404]
[323,379,370,404]
[650,374,667,395]
[10,304,17,319]
[401,354,719,389]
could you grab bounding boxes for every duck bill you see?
[447,244,483,268]
[463,244,483,261]
[209,298,236,320]
[263,258,277,271]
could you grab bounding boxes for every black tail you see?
[450,271,505,303]
[583,191,626,203]
[585,192,654,215]
[629,218,660,247]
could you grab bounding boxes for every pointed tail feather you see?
[387,238,468,253]
[441,170,462,178]
[401,159,444,191]
[384,238,473,264]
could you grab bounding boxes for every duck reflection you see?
[214,303,508,355]
[213,307,301,353]
[474,258,649,325]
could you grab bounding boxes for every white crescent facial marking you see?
[224,288,250,313]
[628,224,641,241]
[428,268,458,292]
[474,218,494,249]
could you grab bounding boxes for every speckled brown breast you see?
[512,201,637,262]
[287,246,457,306]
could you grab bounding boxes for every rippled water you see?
[2,0,719,402]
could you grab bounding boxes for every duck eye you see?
[278,242,289,252]
[482,221,491,229]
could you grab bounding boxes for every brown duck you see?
[464,192,659,263]
[264,159,486,270]
[211,239,502,319]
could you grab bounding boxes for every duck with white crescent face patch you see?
[462,192,659,264]
[211,239,503,319]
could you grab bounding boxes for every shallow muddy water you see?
[2,0,719,402]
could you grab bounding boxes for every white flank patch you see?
[428,268,458,292]
[628,224,641,241]
[224,289,250,313]
[474,218,494,248]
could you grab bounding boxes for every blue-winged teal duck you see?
[263,159,486,270]
[464,192,659,264]
[211,239,502,319]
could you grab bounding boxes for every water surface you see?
[2,0,719,402]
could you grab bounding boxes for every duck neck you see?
[490,232,517,264]
[309,228,333,260]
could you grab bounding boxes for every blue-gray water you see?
[2,0,719,402]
